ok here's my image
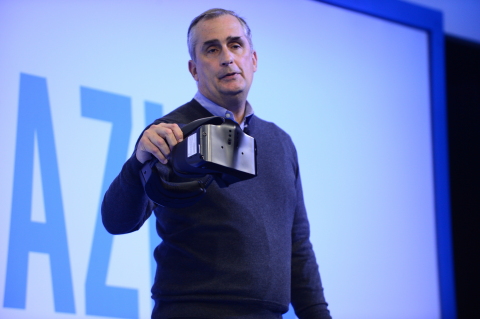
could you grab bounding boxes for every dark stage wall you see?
[446,35,480,319]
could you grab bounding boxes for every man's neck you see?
[209,94,247,124]
[226,101,246,124]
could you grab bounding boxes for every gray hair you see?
[187,8,253,61]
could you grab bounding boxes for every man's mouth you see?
[220,72,238,80]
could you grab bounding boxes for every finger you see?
[137,123,184,164]
[139,139,168,164]
[136,130,169,164]
[145,130,171,162]
[169,123,184,143]
[158,124,183,150]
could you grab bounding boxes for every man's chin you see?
[219,87,244,97]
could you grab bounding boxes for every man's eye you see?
[231,44,241,49]
[207,48,218,54]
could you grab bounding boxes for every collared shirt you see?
[194,91,254,131]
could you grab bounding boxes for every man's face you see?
[188,14,257,107]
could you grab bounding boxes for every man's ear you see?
[252,50,258,72]
[188,60,199,81]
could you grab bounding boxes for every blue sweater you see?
[102,100,331,319]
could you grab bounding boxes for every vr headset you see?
[140,116,257,208]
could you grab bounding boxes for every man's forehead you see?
[195,15,246,40]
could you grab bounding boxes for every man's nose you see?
[220,49,234,66]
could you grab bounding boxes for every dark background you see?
[446,35,480,319]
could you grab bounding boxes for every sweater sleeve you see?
[100,107,196,235]
[101,152,155,235]
[290,155,332,319]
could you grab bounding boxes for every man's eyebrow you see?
[226,36,243,43]
[202,39,221,48]
[202,36,244,48]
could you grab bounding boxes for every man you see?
[102,8,331,319]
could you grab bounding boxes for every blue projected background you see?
[0,0,447,318]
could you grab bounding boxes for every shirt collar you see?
[193,91,254,130]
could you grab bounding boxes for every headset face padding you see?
[141,160,214,208]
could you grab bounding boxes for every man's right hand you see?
[136,123,183,164]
